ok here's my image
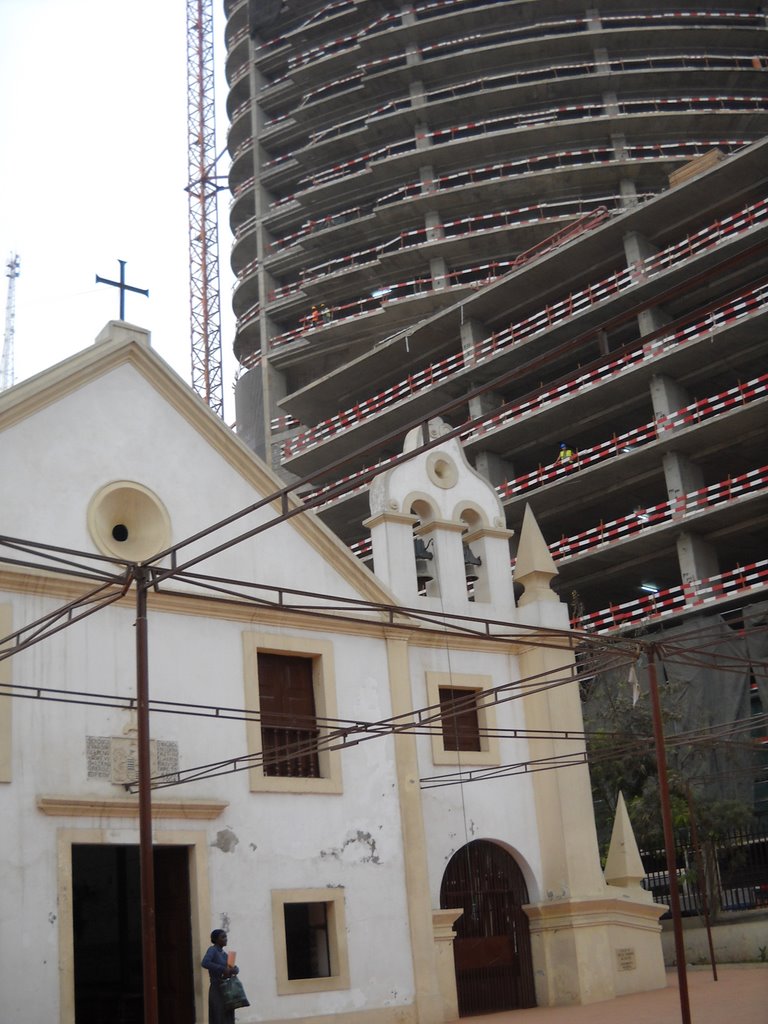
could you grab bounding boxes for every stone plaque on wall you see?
[86,735,179,786]
[616,947,637,972]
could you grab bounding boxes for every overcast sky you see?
[0,0,237,418]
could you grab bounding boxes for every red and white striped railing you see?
[574,558,768,634]
[552,466,768,562]
[496,374,768,500]
[276,200,768,458]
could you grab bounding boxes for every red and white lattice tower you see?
[1,253,20,393]
[186,0,224,418]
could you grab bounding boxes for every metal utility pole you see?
[2,253,20,392]
[186,0,225,418]
[135,567,159,1024]
[646,646,692,1024]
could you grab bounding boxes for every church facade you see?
[0,322,664,1023]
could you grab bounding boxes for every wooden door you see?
[72,844,195,1024]
[440,840,536,1015]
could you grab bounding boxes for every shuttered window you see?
[439,686,482,751]
[258,653,320,777]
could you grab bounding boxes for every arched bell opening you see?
[440,839,536,1016]
[410,498,439,597]
[458,506,486,602]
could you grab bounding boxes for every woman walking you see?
[201,929,239,1024]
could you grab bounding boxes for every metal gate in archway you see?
[440,839,536,1016]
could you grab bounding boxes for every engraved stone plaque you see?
[86,735,179,786]
[616,947,636,972]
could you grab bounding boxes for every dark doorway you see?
[440,839,536,1016]
[72,844,195,1024]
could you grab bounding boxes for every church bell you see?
[463,543,482,583]
[414,537,434,587]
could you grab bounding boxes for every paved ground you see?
[460,965,768,1024]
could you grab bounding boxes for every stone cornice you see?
[1,569,531,652]
[37,796,228,819]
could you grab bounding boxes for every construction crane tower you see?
[186,0,224,418]
[1,253,20,393]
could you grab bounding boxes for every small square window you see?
[272,889,350,995]
[284,902,331,980]
[426,672,501,767]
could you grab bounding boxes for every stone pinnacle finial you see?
[604,792,647,891]
[513,504,558,605]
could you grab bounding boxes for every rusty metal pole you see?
[647,644,691,1024]
[136,567,159,1024]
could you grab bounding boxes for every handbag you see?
[220,975,250,1010]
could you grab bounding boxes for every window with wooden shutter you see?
[439,686,482,752]
[258,653,320,778]
[427,672,500,766]
[243,633,342,794]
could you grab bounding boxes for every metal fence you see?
[641,826,768,918]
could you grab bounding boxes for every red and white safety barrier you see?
[274,199,768,455]
[552,466,768,562]
[496,374,768,500]
[574,558,768,634]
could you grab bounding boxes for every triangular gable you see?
[0,322,395,609]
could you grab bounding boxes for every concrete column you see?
[620,179,639,209]
[596,329,610,355]
[623,232,672,336]
[459,317,486,364]
[611,132,628,161]
[409,80,426,108]
[430,256,448,291]
[603,90,619,116]
[662,450,705,506]
[586,8,602,31]
[468,387,504,420]
[420,164,436,194]
[650,374,690,419]
[593,46,610,75]
[474,450,515,489]
[425,210,444,242]
[405,43,421,67]
[235,361,288,463]
[677,531,720,585]
[638,305,671,337]
[623,230,660,267]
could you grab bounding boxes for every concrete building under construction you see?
[224,2,768,654]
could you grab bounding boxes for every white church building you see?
[0,322,665,1024]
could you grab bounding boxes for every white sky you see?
[0,0,237,419]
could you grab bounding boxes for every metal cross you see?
[95,259,149,321]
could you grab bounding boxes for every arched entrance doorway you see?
[440,840,536,1016]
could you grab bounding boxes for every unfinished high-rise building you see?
[224,0,768,744]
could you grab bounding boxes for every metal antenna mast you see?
[186,0,225,418]
[1,254,20,392]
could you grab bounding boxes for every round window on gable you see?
[426,452,458,489]
[87,481,171,561]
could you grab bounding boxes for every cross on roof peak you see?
[95,259,149,321]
